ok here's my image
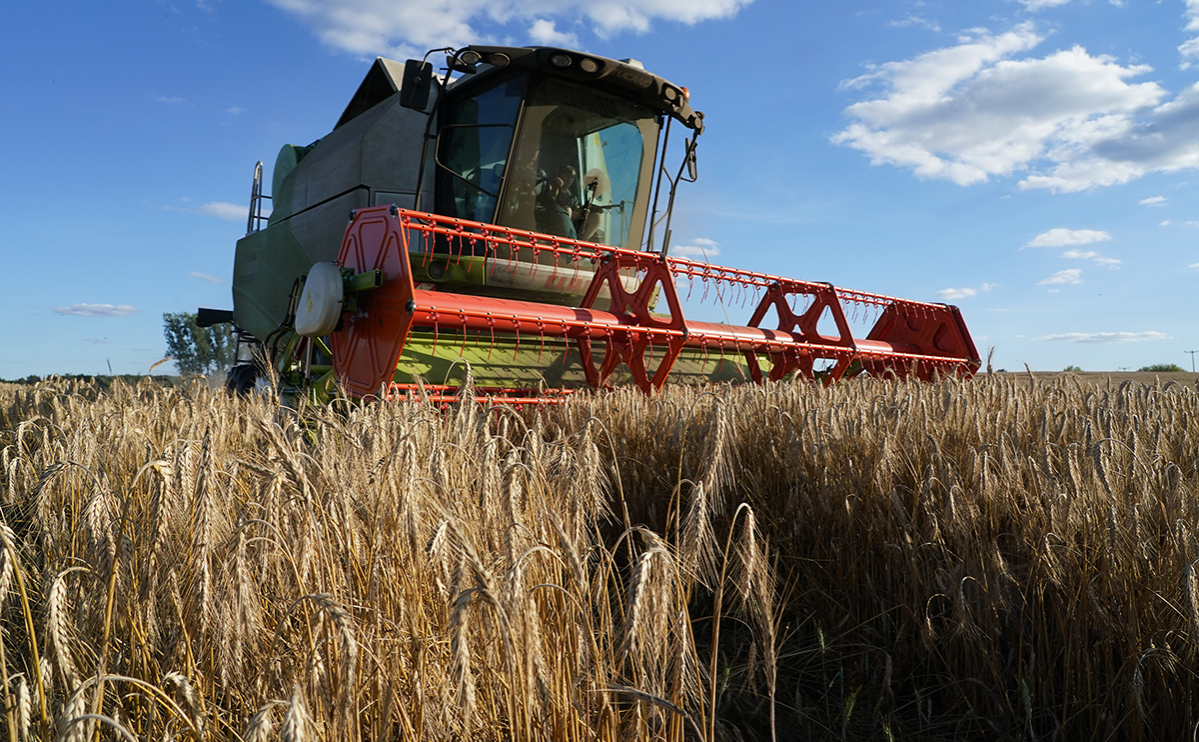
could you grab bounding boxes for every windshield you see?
[499,77,658,250]
[436,73,660,249]
[435,75,526,224]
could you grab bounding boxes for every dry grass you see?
[1,372,1198,740]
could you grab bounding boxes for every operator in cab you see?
[535,163,583,239]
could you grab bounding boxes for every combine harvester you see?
[200,45,979,403]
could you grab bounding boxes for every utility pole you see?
[1187,350,1199,373]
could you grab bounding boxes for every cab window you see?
[498,77,658,249]
[436,75,527,224]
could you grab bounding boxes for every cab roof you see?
[335,46,704,134]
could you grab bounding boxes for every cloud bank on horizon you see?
[835,8,1199,193]
[265,0,753,58]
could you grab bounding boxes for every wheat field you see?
[1,372,1198,740]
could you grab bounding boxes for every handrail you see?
[246,161,272,235]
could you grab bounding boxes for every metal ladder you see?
[246,160,272,235]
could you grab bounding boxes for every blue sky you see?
[2,0,1198,377]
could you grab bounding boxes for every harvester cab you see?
[202,45,979,402]
[425,47,701,249]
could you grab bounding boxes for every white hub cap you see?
[295,262,344,337]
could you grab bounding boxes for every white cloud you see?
[937,282,996,300]
[1190,262,1199,269]
[197,201,247,220]
[1037,268,1082,285]
[170,200,270,221]
[1024,228,1112,248]
[1017,0,1072,10]
[528,19,578,47]
[265,0,752,58]
[1035,331,1170,343]
[1056,250,1120,268]
[1162,220,1174,226]
[157,96,192,105]
[889,15,940,32]
[1182,0,1199,64]
[1183,38,1199,65]
[671,237,721,259]
[937,287,974,300]
[189,272,226,284]
[1139,195,1167,206]
[227,106,247,116]
[52,304,141,318]
[833,23,1199,192]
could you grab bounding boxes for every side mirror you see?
[686,144,698,181]
[399,60,433,111]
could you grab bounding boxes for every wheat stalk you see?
[281,685,312,742]
[45,568,84,691]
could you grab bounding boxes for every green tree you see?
[163,312,236,377]
[1138,363,1185,372]
[1063,365,1083,373]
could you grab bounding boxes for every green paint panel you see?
[232,224,311,343]
[391,331,756,389]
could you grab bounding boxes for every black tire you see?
[225,364,258,395]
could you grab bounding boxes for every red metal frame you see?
[329,206,981,400]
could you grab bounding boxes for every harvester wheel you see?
[225,364,258,395]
